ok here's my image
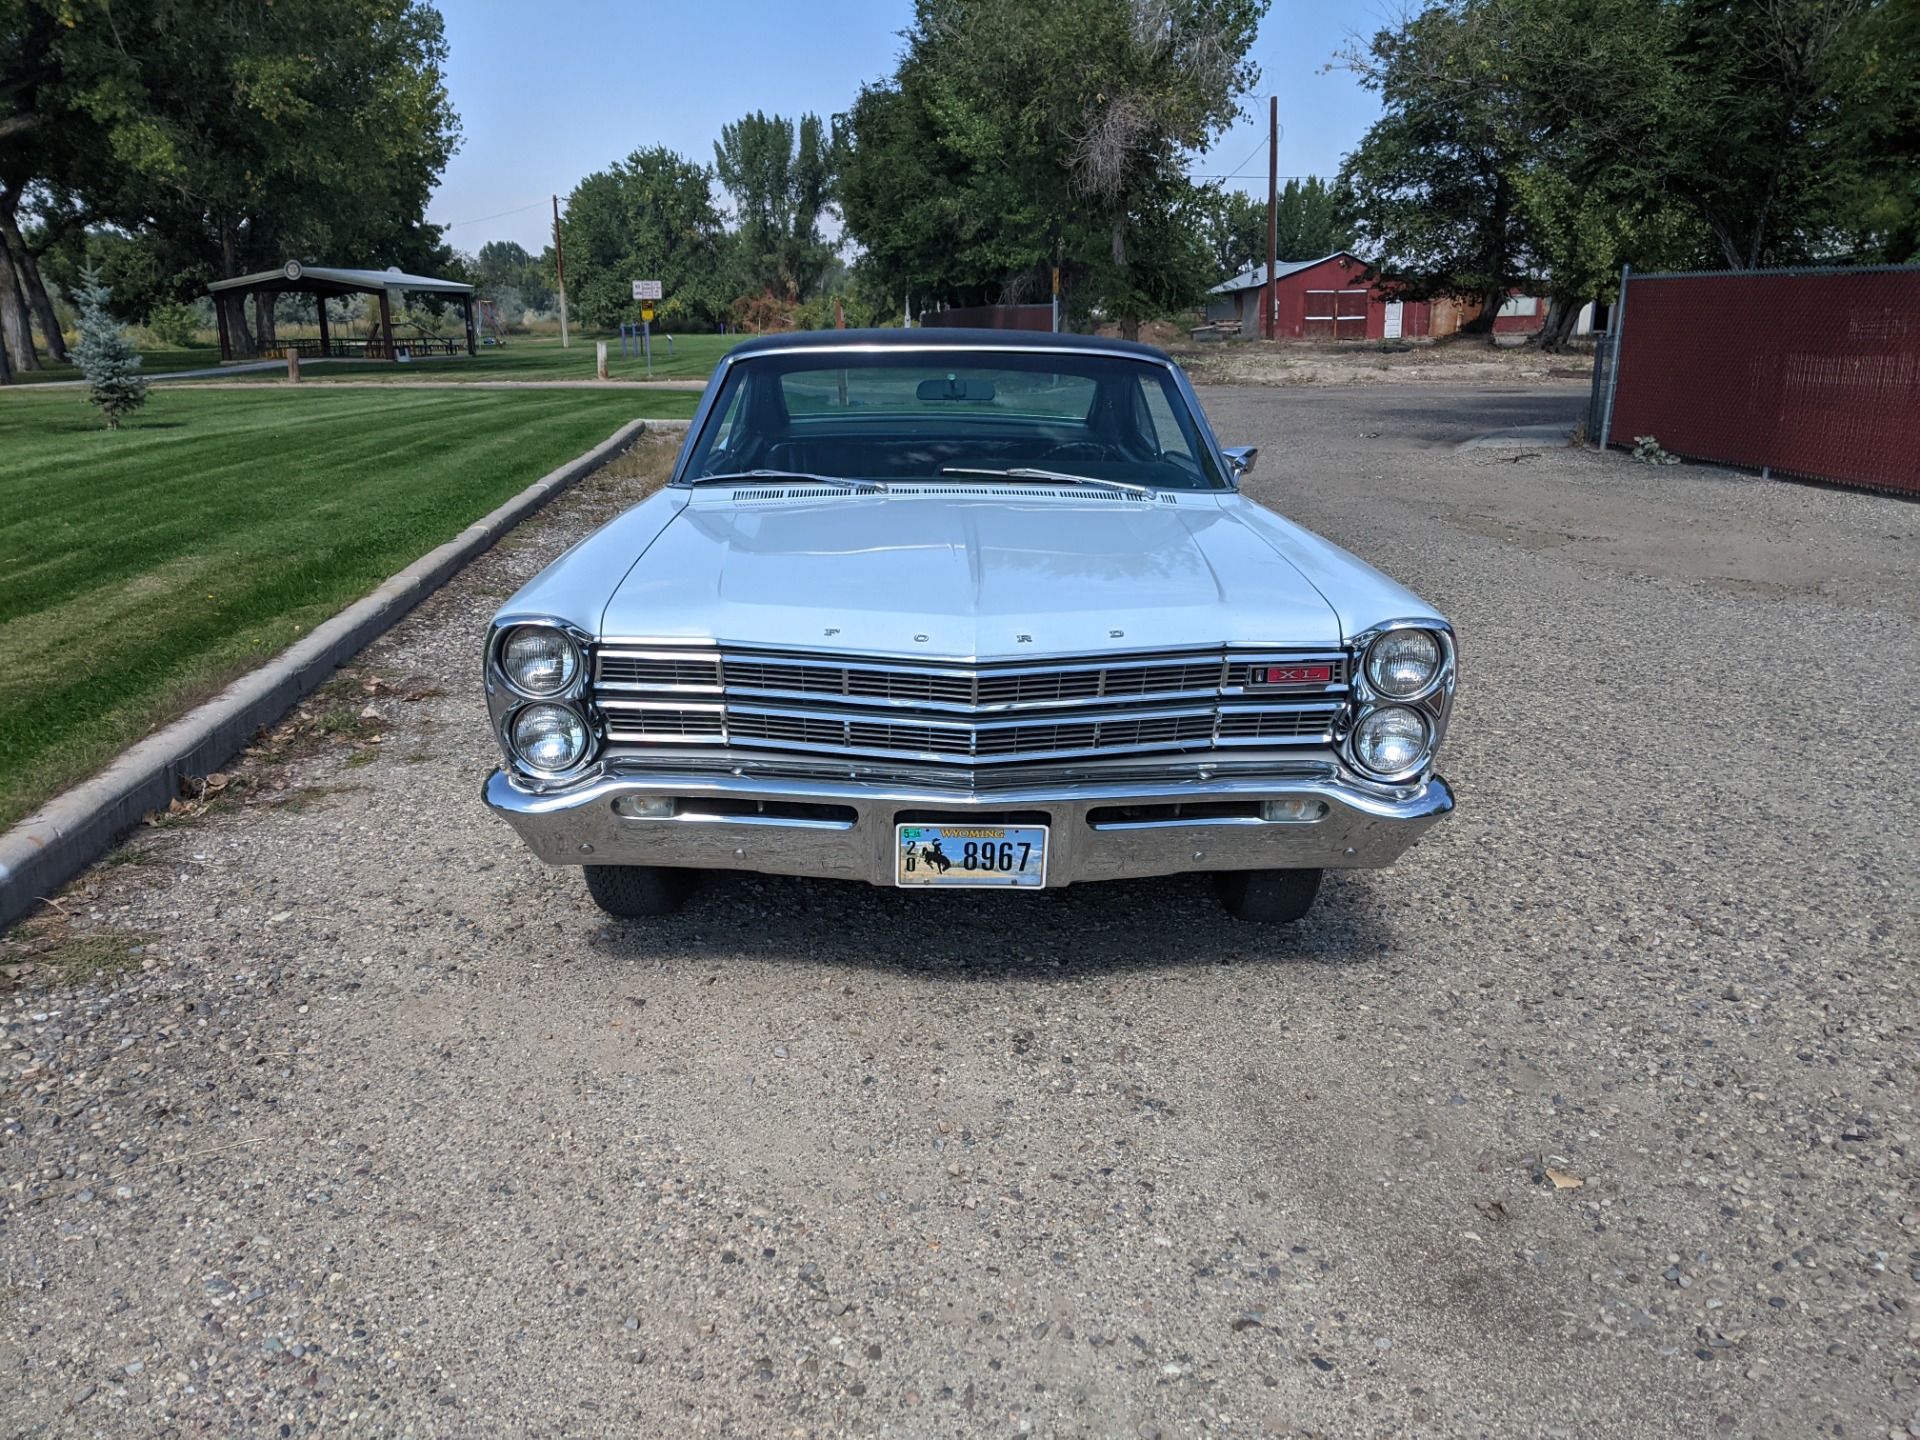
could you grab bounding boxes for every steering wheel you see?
[1035,441,1111,464]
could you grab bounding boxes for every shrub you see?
[730,289,798,334]
[146,302,201,348]
[71,267,150,429]
[1630,435,1680,466]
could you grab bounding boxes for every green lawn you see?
[251,331,739,383]
[0,384,699,830]
[5,332,744,386]
[6,347,225,384]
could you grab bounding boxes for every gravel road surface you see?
[5,387,1916,1439]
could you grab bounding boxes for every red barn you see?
[1206,252,1543,340]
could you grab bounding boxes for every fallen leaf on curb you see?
[1545,1168,1584,1189]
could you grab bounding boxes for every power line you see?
[441,199,551,230]
[1209,131,1274,184]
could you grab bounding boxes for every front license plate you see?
[896,824,1048,888]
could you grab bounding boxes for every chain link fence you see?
[1591,264,1920,496]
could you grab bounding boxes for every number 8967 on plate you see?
[895,824,1048,888]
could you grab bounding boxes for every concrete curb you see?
[0,416,690,930]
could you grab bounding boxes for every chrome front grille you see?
[593,646,1346,766]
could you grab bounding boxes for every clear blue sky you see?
[426,1,1385,256]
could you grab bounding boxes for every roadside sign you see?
[632,279,662,300]
[641,306,654,323]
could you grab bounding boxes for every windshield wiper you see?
[938,466,1153,498]
[683,469,890,493]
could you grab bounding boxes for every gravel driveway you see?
[5,390,1916,1439]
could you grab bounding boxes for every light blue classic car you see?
[482,330,1455,922]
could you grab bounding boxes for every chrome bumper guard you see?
[483,766,1454,887]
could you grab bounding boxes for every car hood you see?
[598,491,1344,658]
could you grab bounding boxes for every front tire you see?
[1212,868,1322,923]
[583,864,696,918]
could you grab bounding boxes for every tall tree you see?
[1338,0,1917,348]
[840,0,1269,334]
[468,239,553,317]
[10,0,459,359]
[1204,179,1352,281]
[714,112,836,301]
[1828,0,1920,259]
[1337,2,1536,333]
[0,0,74,369]
[558,147,729,329]
[1203,187,1266,278]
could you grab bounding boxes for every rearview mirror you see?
[915,375,997,402]
[1222,445,1258,479]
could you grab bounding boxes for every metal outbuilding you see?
[205,261,477,363]
[1208,252,1546,341]
[1208,253,1438,340]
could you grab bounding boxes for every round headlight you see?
[1364,628,1443,698]
[1351,705,1430,778]
[510,703,590,772]
[501,626,580,696]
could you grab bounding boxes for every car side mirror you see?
[1222,446,1258,482]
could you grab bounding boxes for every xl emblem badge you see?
[1250,664,1332,686]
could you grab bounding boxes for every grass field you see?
[5,332,743,386]
[0,384,700,831]
[5,347,224,383]
[201,332,742,384]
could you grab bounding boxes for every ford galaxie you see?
[482,330,1456,922]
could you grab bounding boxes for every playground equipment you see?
[477,299,511,346]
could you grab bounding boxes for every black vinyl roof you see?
[726,327,1169,360]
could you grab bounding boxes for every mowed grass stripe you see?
[0,385,698,831]
[6,332,742,386]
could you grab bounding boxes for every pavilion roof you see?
[207,261,472,298]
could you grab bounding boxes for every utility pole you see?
[553,194,569,349]
[1050,218,1062,333]
[1266,96,1278,341]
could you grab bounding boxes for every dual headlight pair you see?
[1348,627,1449,782]
[495,626,593,774]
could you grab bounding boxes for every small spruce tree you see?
[71,266,149,429]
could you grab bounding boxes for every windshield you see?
[679,349,1228,491]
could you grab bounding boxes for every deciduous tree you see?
[468,239,554,318]
[1337,2,1537,333]
[9,0,459,360]
[1338,0,1917,349]
[840,0,1269,334]
[714,111,836,301]
[557,148,729,329]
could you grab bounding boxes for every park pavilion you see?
[206,260,477,363]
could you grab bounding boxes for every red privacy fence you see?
[1594,264,1920,495]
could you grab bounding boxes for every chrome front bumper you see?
[482,766,1454,887]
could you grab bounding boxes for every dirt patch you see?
[1170,333,1592,388]
[590,429,681,490]
[1,910,145,990]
